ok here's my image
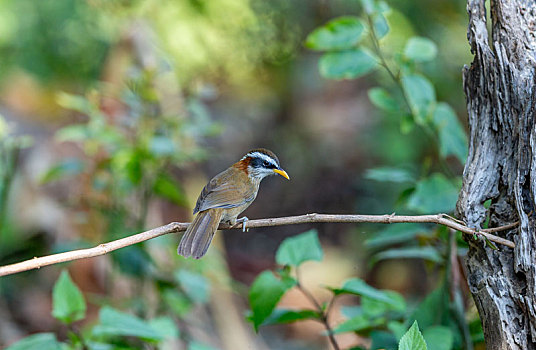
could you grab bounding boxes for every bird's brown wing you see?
[193,167,258,214]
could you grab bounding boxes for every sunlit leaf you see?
[399,321,427,350]
[306,17,366,51]
[401,74,436,124]
[432,103,468,163]
[320,49,378,80]
[52,270,86,324]
[275,230,323,266]
[404,37,438,62]
[407,173,459,213]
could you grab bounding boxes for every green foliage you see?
[262,309,321,325]
[407,173,459,213]
[423,326,454,350]
[371,246,444,264]
[399,321,427,350]
[275,230,323,266]
[92,306,165,341]
[52,270,86,324]
[320,49,378,79]
[404,37,438,62]
[306,17,366,51]
[5,333,66,350]
[401,74,436,124]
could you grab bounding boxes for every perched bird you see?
[178,148,290,259]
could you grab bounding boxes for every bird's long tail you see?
[177,208,224,259]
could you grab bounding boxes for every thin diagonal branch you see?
[0,213,517,277]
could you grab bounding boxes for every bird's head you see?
[236,148,290,181]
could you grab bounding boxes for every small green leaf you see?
[248,270,295,331]
[262,309,321,325]
[484,237,499,250]
[401,74,436,124]
[306,16,366,51]
[423,326,453,350]
[400,114,416,134]
[332,278,401,306]
[6,333,64,350]
[372,246,443,264]
[52,270,86,324]
[365,224,431,250]
[432,103,468,163]
[364,166,415,183]
[399,321,427,350]
[175,269,210,304]
[154,174,188,206]
[275,230,323,266]
[404,37,438,62]
[362,292,406,315]
[320,49,378,80]
[41,159,84,184]
[407,173,460,213]
[368,88,399,112]
[92,306,162,341]
[373,13,389,39]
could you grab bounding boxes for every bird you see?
[177,148,290,259]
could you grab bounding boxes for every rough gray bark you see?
[457,0,536,348]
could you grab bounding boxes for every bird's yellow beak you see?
[273,168,290,180]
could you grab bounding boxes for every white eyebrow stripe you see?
[243,152,278,167]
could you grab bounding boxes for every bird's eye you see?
[263,161,270,167]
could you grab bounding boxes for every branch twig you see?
[0,213,517,277]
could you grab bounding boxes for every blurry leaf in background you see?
[371,330,399,350]
[163,289,192,317]
[154,173,188,206]
[248,270,295,331]
[423,326,453,350]
[399,321,427,350]
[92,306,163,342]
[5,333,65,350]
[364,166,415,183]
[432,103,468,163]
[188,341,220,350]
[52,270,86,325]
[365,223,431,250]
[112,245,153,276]
[148,316,180,340]
[403,37,438,62]
[372,246,443,265]
[407,174,459,213]
[262,308,321,326]
[40,158,84,184]
[401,74,436,124]
[149,135,176,156]
[175,269,210,304]
[368,87,400,113]
[320,48,378,80]
[373,13,390,39]
[332,278,403,307]
[333,314,385,334]
[409,284,450,330]
[305,16,366,51]
[275,229,323,267]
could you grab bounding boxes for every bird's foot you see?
[236,216,249,232]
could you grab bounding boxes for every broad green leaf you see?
[176,270,210,304]
[248,270,295,331]
[404,37,438,62]
[423,326,453,350]
[332,278,401,306]
[373,13,389,39]
[432,103,468,163]
[409,285,450,330]
[41,159,84,184]
[340,305,364,319]
[52,270,86,324]
[364,166,415,183]
[372,246,443,264]
[362,292,406,315]
[365,224,431,250]
[407,173,459,213]
[368,88,399,112]
[320,49,378,80]
[149,317,180,339]
[262,309,321,325]
[6,333,64,350]
[92,306,163,341]
[276,230,323,266]
[333,314,384,334]
[399,321,427,350]
[306,17,366,51]
[154,174,188,206]
[401,74,436,124]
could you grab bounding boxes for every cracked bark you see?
[457,0,536,348]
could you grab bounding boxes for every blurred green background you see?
[0,0,477,349]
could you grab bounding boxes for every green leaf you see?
[92,306,163,341]
[373,13,389,39]
[407,173,459,213]
[368,88,399,112]
[41,159,84,184]
[52,270,86,324]
[320,49,378,80]
[408,284,450,330]
[423,326,453,350]
[371,330,398,350]
[163,289,193,316]
[364,166,415,183]
[404,37,438,62]
[6,333,64,350]
[149,135,175,156]
[275,229,323,266]
[362,292,406,315]
[432,103,468,163]
[262,308,321,325]
[372,246,443,264]
[333,314,384,334]
[359,0,375,14]
[365,224,431,250]
[188,341,219,350]
[149,317,180,339]
[399,321,427,350]
[248,270,295,331]
[154,174,188,206]
[401,74,436,124]
[56,92,92,114]
[175,269,210,304]
[306,16,366,51]
[332,278,401,306]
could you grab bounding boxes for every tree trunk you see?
[457,0,536,348]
